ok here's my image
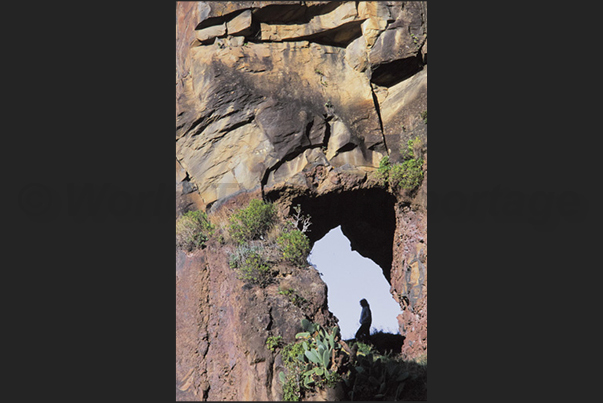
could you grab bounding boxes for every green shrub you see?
[346,350,410,401]
[228,199,277,244]
[176,210,214,251]
[266,335,283,352]
[278,287,307,308]
[228,244,272,287]
[389,158,424,190]
[344,339,426,401]
[277,228,311,267]
[400,137,420,160]
[280,342,306,401]
[376,137,424,191]
[294,321,342,390]
[376,155,390,185]
[346,342,399,400]
[279,320,342,400]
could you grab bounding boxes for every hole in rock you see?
[252,1,343,24]
[268,188,400,339]
[370,55,423,87]
[286,188,397,280]
[282,20,364,48]
[309,226,402,340]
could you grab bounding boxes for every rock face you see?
[176,191,338,401]
[176,1,427,400]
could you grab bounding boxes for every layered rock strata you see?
[176,2,427,400]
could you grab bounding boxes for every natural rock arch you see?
[176,2,427,400]
[269,187,397,282]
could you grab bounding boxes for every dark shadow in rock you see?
[370,56,423,87]
[275,188,396,281]
[342,332,426,401]
[367,331,406,356]
[284,20,364,48]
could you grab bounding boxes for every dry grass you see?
[207,200,285,263]
[411,136,425,158]
[208,204,237,244]
[264,221,285,244]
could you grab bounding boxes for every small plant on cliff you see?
[290,204,312,234]
[277,228,311,267]
[228,244,273,287]
[343,337,427,401]
[376,137,424,191]
[400,136,423,160]
[345,344,411,401]
[266,335,283,352]
[280,342,305,401]
[279,319,344,400]
[176,210,214,251]
[278,286,308,308]
[376,155,391,185]
[276,205,312,267]
[390,158,424,190]
[294,319,342,390]
[228,199,277,244]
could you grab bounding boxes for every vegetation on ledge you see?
[376,137,425,192]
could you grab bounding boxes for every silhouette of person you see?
[354,298,372,342]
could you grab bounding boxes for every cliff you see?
[176,2,427,400]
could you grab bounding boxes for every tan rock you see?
[368,27,416,66]
[329,147,383,169]
[178,38,385,206]
[226,10,253,36]
[421,36,427,61]
[379,67,427,160]
[214,35,246,48]
[344,35,368,72]
[357,1,392,21]
[260,1,360,41]
[259,22,298,42]
[178,119,272,204]
[380,68,427,126]
[266,148,328,189]
[325,119,353,160]
[195,23,226,42]
[357,1,392,46]
[361,17,388,47]
[309,1,359,30]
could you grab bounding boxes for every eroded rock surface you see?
[176,2,427,400]
[176,0,426,208]
[176,191,337,401]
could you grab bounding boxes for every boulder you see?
[195,23,227,43]
[344,35,369,72]
[226,9,253,36]
[369,27,417,66]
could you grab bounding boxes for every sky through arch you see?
[309,226,402,340]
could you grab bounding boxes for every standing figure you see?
[354,298,372,342]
